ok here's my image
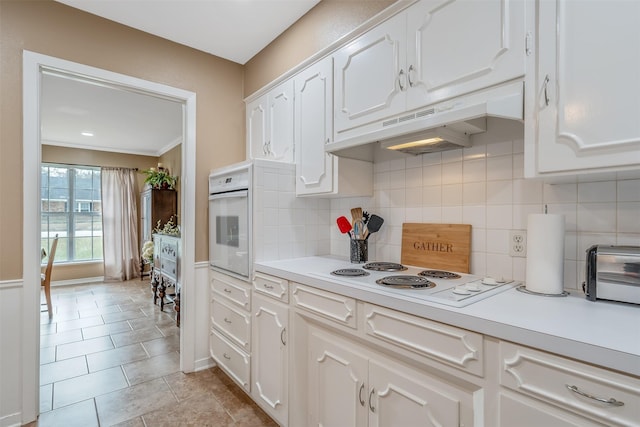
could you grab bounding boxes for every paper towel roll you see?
[525,213,565,294]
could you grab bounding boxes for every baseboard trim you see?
[194,356,216,372]
[0,411,22,427]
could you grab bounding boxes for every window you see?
[41,164,102,263]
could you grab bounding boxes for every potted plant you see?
[141,168,178,190]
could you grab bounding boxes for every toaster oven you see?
[584,245,640,304]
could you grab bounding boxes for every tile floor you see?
[28,278,277,427]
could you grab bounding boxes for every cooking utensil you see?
[353,219,366,240]
[350,207,363,225]
[364,214,384,239]
[337,216,353,237]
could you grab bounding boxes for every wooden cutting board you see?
[401,223,472,273]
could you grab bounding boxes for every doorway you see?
[23,51,197,420]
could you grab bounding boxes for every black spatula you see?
[364,214,383,239]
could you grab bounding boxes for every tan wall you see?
[0,0,245,280]
[159,144,182,221]
[41,145,160,281]
[244,0,395,96]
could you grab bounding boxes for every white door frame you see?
[22,51,197,421]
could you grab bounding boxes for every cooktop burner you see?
[363,262,407,272]
[331,268,370,277]
[375,275,436,289]
[419,270,462,279]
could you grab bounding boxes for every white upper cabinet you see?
[405,0,526,111]
[525,0,640,176]
[247,79,295,163]
[295,57,335,195]
[295,56,374,197]
[333,11,407,135]
[334,0,526,141]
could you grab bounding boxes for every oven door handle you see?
[208,189,248,201]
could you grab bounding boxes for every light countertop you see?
[255,256,640,377]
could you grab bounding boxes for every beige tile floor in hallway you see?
[29,278,277,427]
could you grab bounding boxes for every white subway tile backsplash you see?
[512,204,543,230]
[472,228,487,252]
[463,144,486,161]
[405,167,423,188]
[442,148,463,163]
[463,182,486,205]
[486,205,512,230]
[389,157,406,171]
[618,179,640,202]
[486,253,512,280]
[546,203,577,232]
[486,155,513,181]
[544,183,577,203]
[405,207,423,222]
[422,152,442,166]
[486,180,513,205]
[486,229,508,254]
[423,164,442,186]
[486,140,513,157]
[405,155,422,169]
[578,181,616,203]
[405,187,423,208]
[441,184,462,206]
[513,179,543,204]
[463,205,486,228]
[442,161,463,184]
[577,203,616,232]
[463,158,486,182]
[617,202,640,233]
[389,169,406,189]
[441,206,462,223]
[422,185,442,206]
[422,206,442,222]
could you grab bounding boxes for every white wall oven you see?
[208,161,252,281]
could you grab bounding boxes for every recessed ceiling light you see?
[81,131,94,137]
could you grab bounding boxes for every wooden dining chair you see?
[41,234,58,318]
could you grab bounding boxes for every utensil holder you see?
[350,239,368,263]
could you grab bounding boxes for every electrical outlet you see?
[509,230,527,257]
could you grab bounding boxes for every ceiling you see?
[55,0,320,65]
[43,0,320,157]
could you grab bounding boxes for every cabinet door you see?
[406,0,526,111]
[308,328,368,427]
[532,0,640,174]
[268,79,295,162]
[334,11,407,136]
[252,294,288,425]
[295,57,335,196]
[247,94,268,160]
[368,358,476,427]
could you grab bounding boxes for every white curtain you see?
[101,167,140,281]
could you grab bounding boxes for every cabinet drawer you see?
[211,271,251,311]
[291,282,357,328]
[211,299,251,352]
[160,240,178,261]
[500,341,640,427]
[253,272,288,303]
[363,303,484,376]
[160,259,177,279]
[209,328,250,393]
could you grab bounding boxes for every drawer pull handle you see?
[280,327,287,346]
[566,384,624,407]
[358,383,365,406]
[543,74,550,106]
[368,388,375,412]
[223,288,232,293]
[224,317,232,324]
[263,284,274,290]
[223,353,231,360]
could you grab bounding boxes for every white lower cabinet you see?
[252,292,289,426]
[499,341,640,427]
[308,326,478,427]
[209,270,252,393]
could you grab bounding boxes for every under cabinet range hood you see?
[327,81,524,160]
